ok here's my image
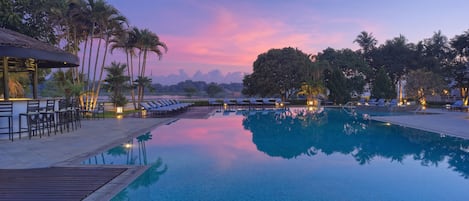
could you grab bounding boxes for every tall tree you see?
[73,0,127,110]
[451,29,469,64]
[242,47,312,99]
[49,0,90,84]
[417,30,453,75]
[134,28,168,107]
[371,68,395,99]
[315,48,368,100]
[354,31,377,62]
[90,5,127,109]
[450,30,469,104]
[111,28,138,109]
[324,69,349,104]
[316,48,371,80]
[372,35,418,101]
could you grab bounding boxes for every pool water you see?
[86,108,469,201]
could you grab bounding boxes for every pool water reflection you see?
[85,108,469,201]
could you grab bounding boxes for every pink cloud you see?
[124,3,384,77]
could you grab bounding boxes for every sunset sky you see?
[107,0,469,78]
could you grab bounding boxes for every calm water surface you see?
[84,108,469,201]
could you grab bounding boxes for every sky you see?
[105,0,469,83]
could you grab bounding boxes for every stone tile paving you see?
[371,108,469,139]
[0,117,173,169]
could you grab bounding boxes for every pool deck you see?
[370,108,469,139]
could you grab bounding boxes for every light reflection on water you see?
[83,108,469,201]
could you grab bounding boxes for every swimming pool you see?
[86,108,469,201]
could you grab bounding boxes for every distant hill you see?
[151,69,246,85]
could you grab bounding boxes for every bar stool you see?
[70,99,82,129]
[0,101,14,141]
[19,100,41,139]
[40,99,57,135]
[55,99,71,133]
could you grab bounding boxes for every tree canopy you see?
[242,47,312,98]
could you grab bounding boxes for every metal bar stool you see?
[19,100,42,139]
[70,99,81,129]
[55,99,71,133]
[0,101,14,141]
[40,99,57,135]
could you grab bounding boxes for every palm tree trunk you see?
[93,36,110,109]
[131,55,137,109]
[141,50,147,77]
[138,51,142,78]
[136,51,143,107]
[80,36,88,79]
[141,50,149,104]
[90,36,103,110]
[126,51,137,109]
[86,30,94,111]
[72,27,80,84]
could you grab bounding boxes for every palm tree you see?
[134,76,153,106]
[50,0,90,85]
[73,0,126,111]
[103,62,130,108]
[110,28,138,109]
[90,8,127,109]
[48,0,96,109]
[354,31,377,62]
[134,28,168,107]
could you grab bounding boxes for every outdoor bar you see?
[0,28,80,140]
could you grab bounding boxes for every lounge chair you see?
[249,98,263,108]
[236,98,250,107]
[450,100,468,111]
[376,99,386,107]
[262,98,276,106]
[388,99,398,107]
[367,98,377,106]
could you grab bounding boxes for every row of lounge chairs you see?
[448,100,469,111]
[209,98,286,110]
[140,99,193,117]
[358,98,398,107]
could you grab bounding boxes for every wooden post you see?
[33,60,38,99]
[2,57,9,100]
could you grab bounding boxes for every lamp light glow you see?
[116,106,123,114]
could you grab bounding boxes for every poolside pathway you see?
[0,117,174,169]
[371,108,469,139]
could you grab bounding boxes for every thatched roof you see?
[0,28,79,68]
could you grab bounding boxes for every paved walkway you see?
[0,117,173,169]
[371,108,469,139]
